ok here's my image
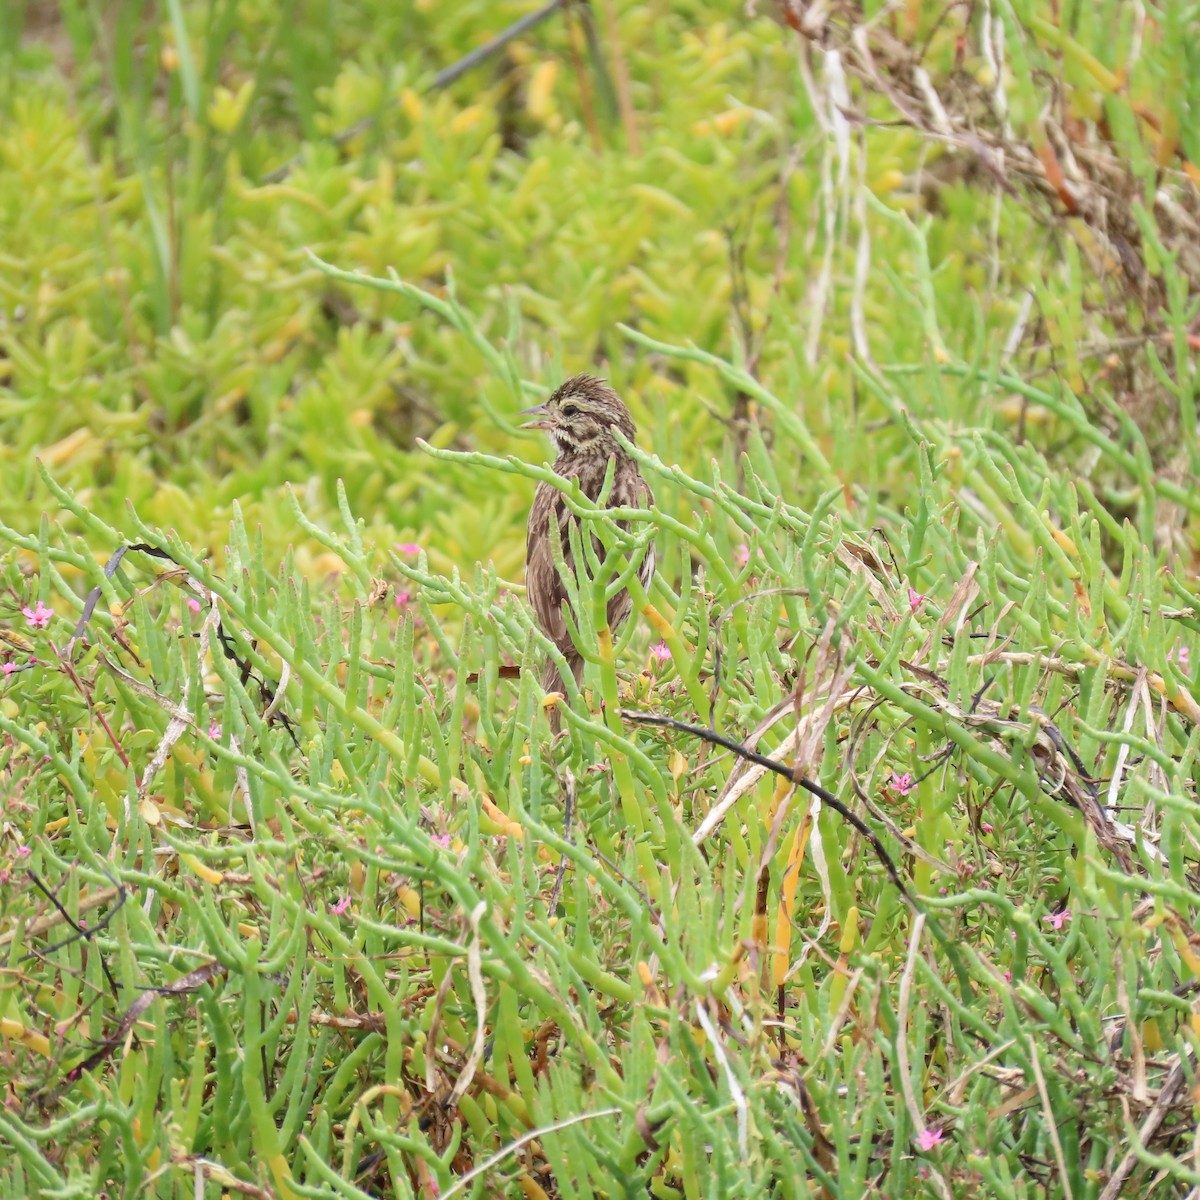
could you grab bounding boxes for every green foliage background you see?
[2,2,1200,1198]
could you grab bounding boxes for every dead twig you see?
[261,0,575,184]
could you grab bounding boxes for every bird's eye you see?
[560,403,580,417]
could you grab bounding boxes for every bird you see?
[522,374,655,720]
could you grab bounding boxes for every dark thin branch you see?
[68,542,176,656]
[65,960,229,1081]
[72,541,301,749]
[261,0,574,184]
[623,708,979,996]
[620,709,915,907]
[25,867,127,999]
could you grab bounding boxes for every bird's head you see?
[520,375,636,456]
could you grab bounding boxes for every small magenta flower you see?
[914,1127,944,1152]
[888,771,914,796]
[734,543,751,567]
[0,868,9,884]
[1003,969,1012,982]
[1169,644,1191,673]
[22,601,53,629]
[907,585,925,612]
[186,597,201,615]
[1,662,17,677]
[649,641,671,662]
[330,895,351,916]
[208,722,221,740]
[981,822,993,833]
[15,845,32,859]
[1044,909,1071,931]
[395,542,421,556]
[395,590,411,609]
[432,832,451,849]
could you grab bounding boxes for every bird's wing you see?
[527,482,571,651]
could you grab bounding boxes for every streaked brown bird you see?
[522,375,654,715]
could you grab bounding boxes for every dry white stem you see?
[447,901,489,1108]
[836,542,898,616]
[261,658,290,721]
[1001,291,1035,366]
[695,1001,749,1159]
[795,791,833,976]
[1141,673,1169,815]
[937,562,981,639]
[911,67,953,137]
[1108,670,1143,819]
[229,733,254,835]
[1097,1050,1190,1200]
[981,0,1010,135]
[794,37,829,136]
[804,47,852,364]
[827,49,851,193]
[439,1106,622,1200]
[943,1036,1018,1107]
[125,593,220,847]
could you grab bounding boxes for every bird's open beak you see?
[518,403,555,431]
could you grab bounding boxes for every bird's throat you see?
[552,445,616,500]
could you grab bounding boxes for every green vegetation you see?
[3,2,1200,1197]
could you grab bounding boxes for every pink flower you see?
[888,771,914,796]
[0,868,10,884]
[395,590,411,609]
[208,722,221,740]
[1044,909,1071,931]
[907,585,925,612]
[15,845,31,858]
[1,662,17,677]
[395,542,421,556]
[330,895,351,916]
[981,822,993,833]
[649,641,671,662]
[914,1127,944,1152]
[432,832,451,849]
[734,543,750,567]
[1169,644,1191,672]
[22,601,53,629]
[1003,970,1012,982]
[186,597,202,615]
